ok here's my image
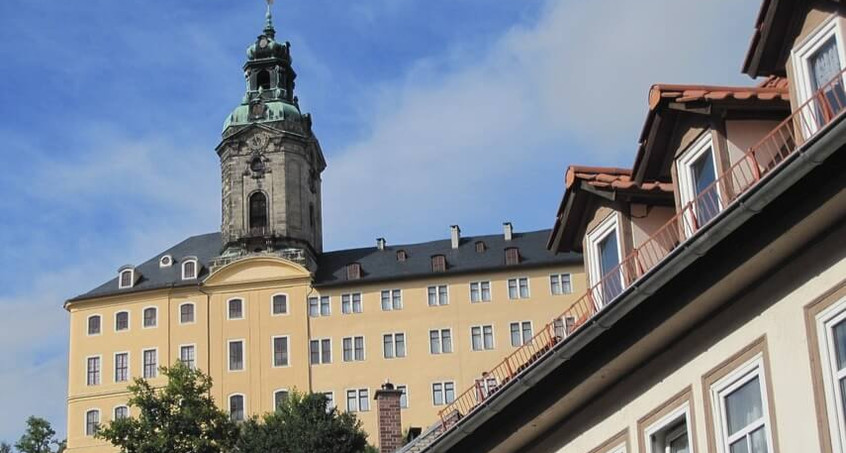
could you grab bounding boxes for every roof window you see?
[431,255,446,273]
[346,263,361,281]
[505,247,521,266]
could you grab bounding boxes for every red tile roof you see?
[647,83,789,110]
[566,165,673,193]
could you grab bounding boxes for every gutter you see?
[424,114,846,452]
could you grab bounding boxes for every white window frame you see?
[383,332,407,359]
[228,393,246,422]
[227,339,246,372]
[271,335,290,368]
[431,381,456,406]
[470,281,492,303]
[397,384,409,409]
[118,269,134,289]
[310,338,332,364]
[549,273,573,295]
[676,132,722,235]
[470,324,495,351]
[179,302,196,325]
[792,16,846,136]
[341,292,363,314]
[509,321,534,347]
[179,343,197,370]
[586,214,624,306]
[644,403,693,453]
[142,306,158,329]
[345,388,370,413]
[159,255,173,268]
[86,355,102,386]
[114,310,130,332]
[429,328,453,355]
[816,295,846,452]
[507,277,531,300]
[142,347,158,379]
[709,354,774,453]
[113,351,130,383]
[427,284,449,307]
[84,409,100,436]
[273,388,290,409]
[271,293,289,316]
[322,391,336,411]
[181,258,198,280]
[342,335,366,362]
[86,314,102,337]
[226,297,245,321]
[113,405,129,420]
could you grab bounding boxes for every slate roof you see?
[69,230,581,302]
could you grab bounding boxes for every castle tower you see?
[216,2,325,269]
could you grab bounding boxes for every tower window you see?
[309,203,315,228]
[257,70,271,90]
[249,192,268,230]
[250,157,265,174]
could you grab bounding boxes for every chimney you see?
[450,225,461,249]
[375,381,404,453]
[503,222,513,241]
[377,238,387,251]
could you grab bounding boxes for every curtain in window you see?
[811,38,846,121]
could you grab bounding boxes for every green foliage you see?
[235,391,368,453]
[96,362,239,453]
[0,442,12,453]
[14,417,63,453]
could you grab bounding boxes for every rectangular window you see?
[180,304,195,324]
[381,289,402,311]
[272,294,288,315]
[432,381,455,406]
[429,329,453,354]
[143,349,157,379]
[85,410,99,436]
[471,325,494,351]
[345,388,369,412]
[273,337,289,367]
[346,390,357,412]
[507,278,530,299]
[320,296,331,316]
[87,357,100,386]
[228,299,244,320]
[383,333,406,358]
[470,281,492,303]
[814,296,846,450]
[510,322,533,347]
[792,17,846,136]
[143,308,157,328]
[677,133,721,231]
[228,340,244,371]
[398,385,408,409]
[309,297,319,317]
[709,354,774,453]
[341,293,362,314]
[180,345,196,370]
[587,215,623,305]
[323,392,335,411]
[428,285,448,306]
[642,401,692,453]
[114,353,128,382]
[342,336,365,362]
[550,273,572,295]
[310,339,331,364]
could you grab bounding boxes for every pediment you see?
[204,256,311,287]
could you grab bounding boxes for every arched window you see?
[119,269,134,289]
[274,390,289,410]
[180,303,195,324]
[87,315,101,336]
[114,406,129,420]
[249,192,268,230]
[272,294,288,315]
[143,307,157,328]
[182,258,198,280]
[257,70,271,90]
[85,409,100,436]
[229,395,245,422]
[115,311,129,332]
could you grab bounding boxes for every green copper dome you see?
[223,99,302,132]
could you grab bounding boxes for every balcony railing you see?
[434,69,846,436]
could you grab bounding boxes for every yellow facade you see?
[65,255,584,451]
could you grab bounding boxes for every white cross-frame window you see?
[677,132,721,234]
[586,214,624,306]
[710,354,774,453]
[644,403,693,453]
[816,296,846,452]
[792,16,846,137]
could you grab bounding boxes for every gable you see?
[204,256,311,287]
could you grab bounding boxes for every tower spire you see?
[264,0,276,39]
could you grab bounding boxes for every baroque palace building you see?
[62,5,583,452]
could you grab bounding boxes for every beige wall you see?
[545,252,846,453]
[629,205,675,252]
[65,257,585,451]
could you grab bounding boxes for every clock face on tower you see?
[259,37,269,49]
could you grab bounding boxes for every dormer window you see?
[397,250,408,262]
[677,133,721,232]
[182,257,198,280]
[475,241,486,253]
[792,17,846,134]
[118,267,135,289]
[586,215,623,305]
[431,255,446,273]
[159,255,172,268]
[505,247,520,265]
[346,263,361,281]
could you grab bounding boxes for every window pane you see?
[320,296,330,316]
[471,327,482,350]
[598,231,622,300]
[321,339,331,363]
[519,278,529,298]
[144,308,156,327]
[230,396,244,421]
[309,298,319,317]
[359,390,369,411]
[439,286,448,305]
[347,390,357,412]
[229,342,243,370]
[355,337,364,361]
[691,149,720,224]
[343,338,352,362]
[510,323,520,347]
[384,335,394,358]
[115,407,128,420]
[275,391,288,409]
[310,340,319,364]
[229,300,242,319]
[273,295,287,314]
[396,334,406,357]
[508,280,518,299]
[470,283,480,302]
[428,287,437,306]
[88,316,100,335]
[481,282,491,301]
[833,319,846,371]
[483,326,493,349]
[725,376,764,436]
[562,274,572,293]
[116,312,128,330]
[274,338,288,366]
[522,322,533,343]
[430,331,440,354]
[749,425,768,453]
[433,383,443,405]
[381,291,390,310]
[729,439,749,453]
[399,386,408,408]
[442,330,452,353]
[445,382,455,403]
[342,294,351,314]
[551,275,560,295]
[353,293,362,313]
[392,290,402,309]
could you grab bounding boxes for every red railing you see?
[436,69,846,432]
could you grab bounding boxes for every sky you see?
[0,0,761,443]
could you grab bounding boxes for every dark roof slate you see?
[70,230,581,302]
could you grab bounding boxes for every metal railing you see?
[435,69,846,434]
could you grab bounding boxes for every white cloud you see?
[322,0,760,248]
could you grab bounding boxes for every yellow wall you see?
[65,256,584,451]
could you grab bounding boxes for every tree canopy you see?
[14,417,64,453]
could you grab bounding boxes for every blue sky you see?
[0,0,761,443]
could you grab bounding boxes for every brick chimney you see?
[375,382,404,453]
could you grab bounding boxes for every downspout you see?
[198,283,213,397]
[306,283,316,393]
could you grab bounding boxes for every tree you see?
[235,391,368,453]
[0,442,12,453]
[96,362,239,453]
[15,417,63,453]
